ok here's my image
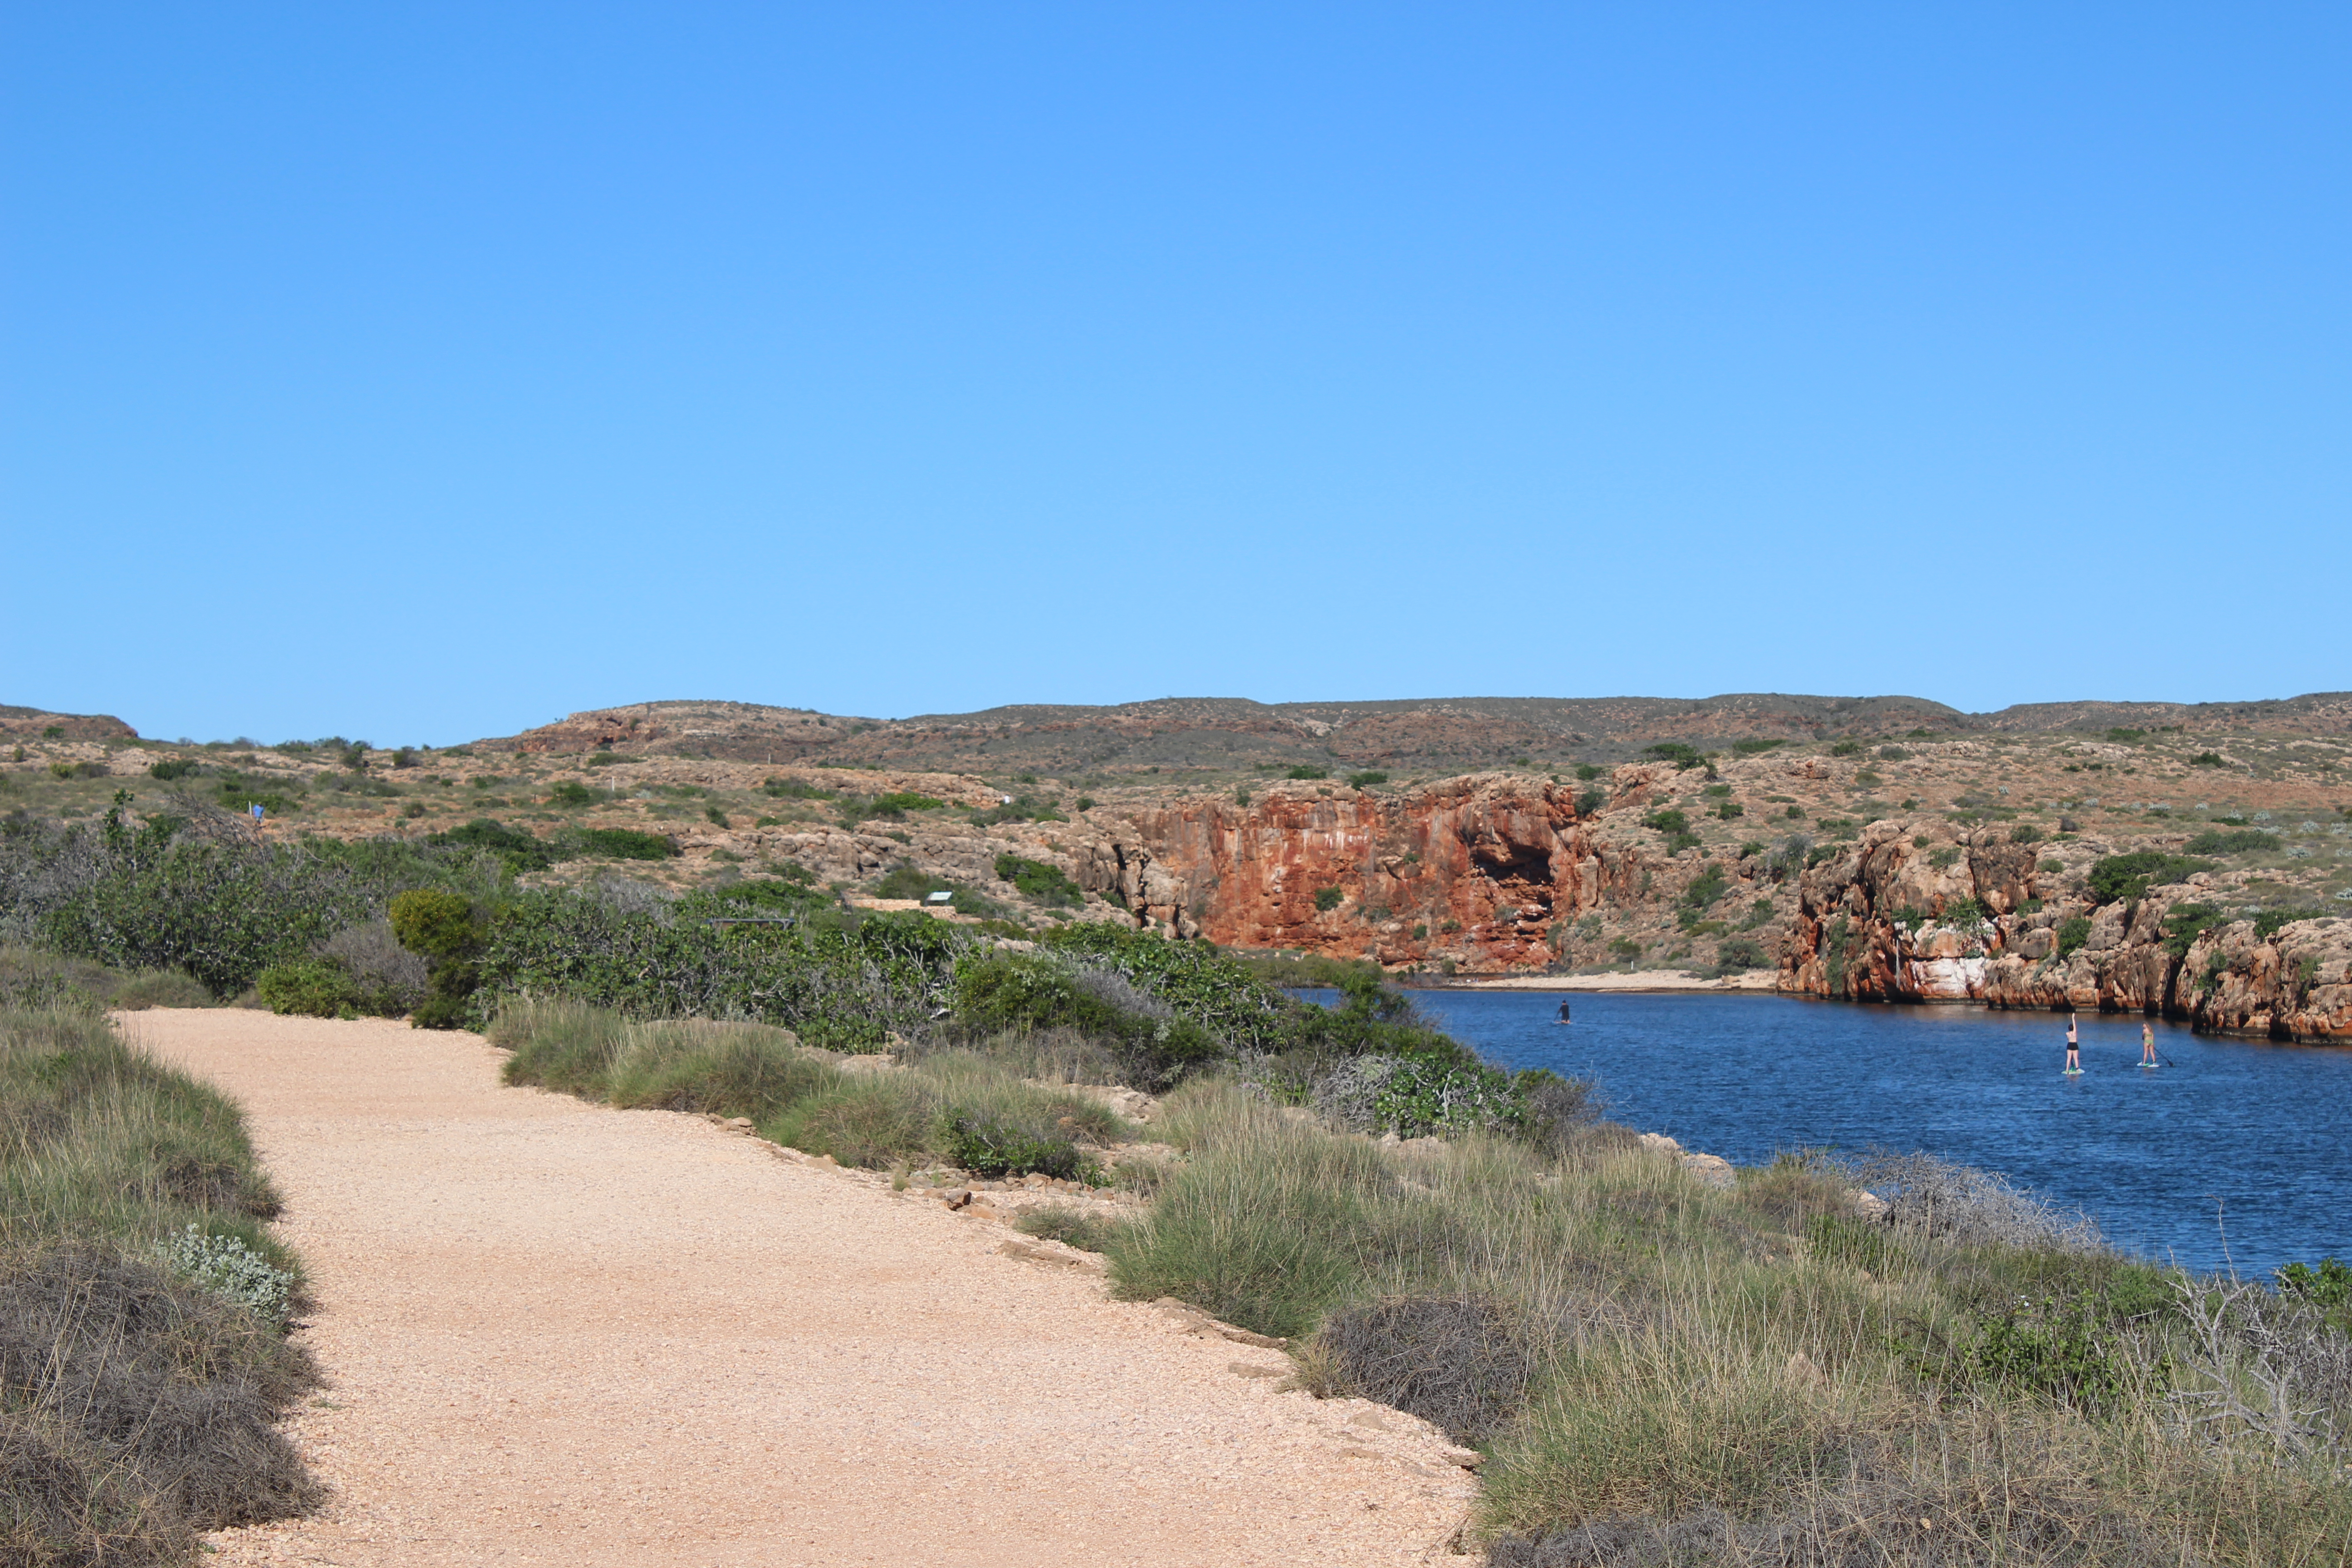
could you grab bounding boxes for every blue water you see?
[1375,990,2352,1275]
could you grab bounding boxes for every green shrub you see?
[427,817,554,872]
[576,827,674,860]
[995,853,1083,907]
[1714,801,1744,820]
[704,805,730,828]
[1644,743,1705,770]
[1287,765,1329,780]
[549,781,596,807]
[2056,916,2093,958]
[2160,903,2230,958]
[1731,739,1786,755]
[2190,752,2226,767]
[2184,828,2280,856]
[2104,727,2146,744]
[762,777,835,800]
[156,1222,295,1326]
[1347,770,1389,788]
[2087,851,2211,904]
[1016,1205,1128,1253]
[969,794,1065,826]
[1574,788,1605,816]
[941,1114,1085,1179]
[147,758,201,780]
[1575,764,1605,779]
[1715,936,1769,971]
[1830,740,1863,756]
[2009,822,2043,844]
[1314,886,1345,912]
[254,958,364,1018]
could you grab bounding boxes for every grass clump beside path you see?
[489,997,1133,1178]
[1107,1085,2352,1565]
[0,1004,319,1565]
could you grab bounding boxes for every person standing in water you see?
[1557,999,1572,1024]
[2141,1020,2158,1066]
[2065,1012,2081,1075]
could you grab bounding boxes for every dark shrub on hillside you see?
[1715,936,1769,971]
[2087,852,2211,904]
[147,758,202,781]
[2056,915,2093,958]
[1644,743,1705,769]
[1347,771,1389,788]
[1313,886,1344,912]
[1731,739,1786,755]
[428,818,554,872]
[576,827,673,861]
[761,777,834,800]
[994,853,1083,907]
[548,781,596,807]
[1286,765,1330,780]
[2183,828,2281,856]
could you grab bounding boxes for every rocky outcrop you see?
[1064,770,1749,974]
[1780,819,2352,1042]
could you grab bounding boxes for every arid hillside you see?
[8,692,2349,1039]
[472,691,2352,776]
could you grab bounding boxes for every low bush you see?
[147,758,202,780]
[2087,851,2212,904]
[427,817,554,872]
[2190,751,2226,767]
[1830,739,1863,756]
[2055,915,2094,959]
[940,1114,1085,1179]
[1286,766,1330,780]
[1643,743,1705,770]
[1347,770,1389,788]
[761,777,835,800]
[1015,1205,1128,1253]
[548,781,597,807]
[1730,739,1785,755]
[994,853,1083,907]
[1313,886,1345,912]
[1575,764,1606,779]
[575,826,674,861]
[2184,828,2281,856]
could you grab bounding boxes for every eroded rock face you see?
[1779,824,2352,1041]
[1074,772,1698,973]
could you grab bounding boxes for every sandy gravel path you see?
[130,1010,1478,1567]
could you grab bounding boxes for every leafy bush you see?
[1830,740,1863,756]
[2087,851,2211,904]
[2009,822,2043,844]
[1347,770,1389,788]
[1575,764,1605,779]
[2190,752,2226,767]
[1286,766,1329,780]
[1313,886,1345,912]
[969,794,1065,826]
[994,853,1083,907]
[428,817,554,872]
[1731,739,1785,755]
[549,781,596,807]
[147,758,201,781]
[2056,915,2093,958]
[2161,903,2230,959]
[1715,936,1769,971]
[576,827,673,861]
[1644,743,1705,770]
[762,777,834,800]
[254,958,365,1018]
[2184,828,2280,856]
[941,1114,1085,1179]
[2105,727,2146,743]
[1574,788,1605,816]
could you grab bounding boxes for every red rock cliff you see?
[1073,772,1709,973]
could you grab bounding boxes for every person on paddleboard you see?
[2065,1012,2081,1075]
[1557,999,1572,1024]
[2141,1020,2157,1066]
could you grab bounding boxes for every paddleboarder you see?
[1556,999,1572,1024]
[2141,1020,2158,1068]
[2065,1012,2081,1076]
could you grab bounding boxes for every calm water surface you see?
[1387,990,2352,1274]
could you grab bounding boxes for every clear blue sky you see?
[5,4,2345,745]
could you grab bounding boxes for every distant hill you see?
[0,704,138,740]
[475,691,2352,776]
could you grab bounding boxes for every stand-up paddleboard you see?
[2064,1068,2083,1077]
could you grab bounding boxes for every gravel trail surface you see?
[131,1010,1479,1567]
